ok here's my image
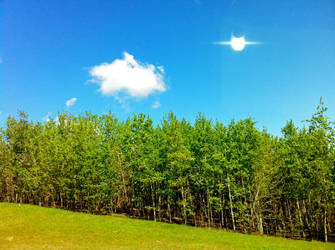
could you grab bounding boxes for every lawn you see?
[0,202,333,249]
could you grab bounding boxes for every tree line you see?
[0,100,334,242]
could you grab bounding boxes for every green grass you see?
[0,203,333,249]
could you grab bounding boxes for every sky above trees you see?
[1,0,335,135]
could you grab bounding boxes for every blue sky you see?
[1,0,335,135]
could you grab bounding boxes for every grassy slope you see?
[0,203,333,249]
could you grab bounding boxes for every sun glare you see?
[230,36,246,51]
[213,35,260,51]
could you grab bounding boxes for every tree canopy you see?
[1,101,335,242]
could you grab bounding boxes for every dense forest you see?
[0,100,334,242]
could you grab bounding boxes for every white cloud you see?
[152,100,161,109]
[89,52,166,99]
[66,97,77,107]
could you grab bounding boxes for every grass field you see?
[0,202,333,249]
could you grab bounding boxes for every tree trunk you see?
[324,208,328,242]
[151,184,156,221]
[296,200,305,238]
[227,174,235,231]
[181,186,187,224]
[221,204,224,228]
[168,202,172,223]
[158,194,161,221]
[258,214,264,234]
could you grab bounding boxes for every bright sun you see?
[213,35,260,51]
[230,36,246,51]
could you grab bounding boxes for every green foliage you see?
[0,100,335,242]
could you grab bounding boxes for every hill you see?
[0,203,333,249]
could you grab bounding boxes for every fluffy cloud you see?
[89,52,166,98]
[152,100,161,109]
[66,97,77,107]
